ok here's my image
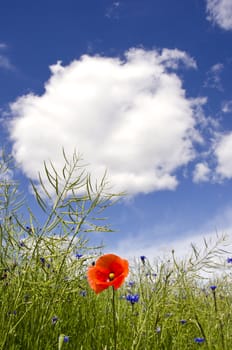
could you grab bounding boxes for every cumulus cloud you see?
[215,132,232,178]
[206,0,232,30]
[9,48,203,196]
[193,162,211,183]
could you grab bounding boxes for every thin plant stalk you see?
[112,287,117,350]
[212,288,225,350]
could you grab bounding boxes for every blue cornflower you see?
[210,285,217,291]
[52,316,58,325]
[194,337,205,343]
[140,255,146,264]
[126,294,139,305]
[63,336,69,343]
[227,257,232,263]
[180,319,187,325]
[80,290,87,297]
[76,254,83,259]
[128,281,135,287]
[19,240,25,247]
[40,257,45,265]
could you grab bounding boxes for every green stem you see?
[212,290,225,350]
[112,287,117,350]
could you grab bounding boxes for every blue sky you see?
[1,0,232,260]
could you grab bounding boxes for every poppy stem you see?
[112,286,117,350]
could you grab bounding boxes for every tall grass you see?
[0,150,232,349]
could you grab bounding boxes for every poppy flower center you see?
[108,272,115,281]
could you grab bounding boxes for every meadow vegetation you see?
[0,150,232,349]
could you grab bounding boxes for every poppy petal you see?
[87,254,129,294]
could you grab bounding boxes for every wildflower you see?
[194,337,205,343]
[63,336,69,343]
[210,285,217,291]
[58,334,69,350]
[156,326,161,333]
[87,253,129,294]
[227,257,232,263]
[126,294,139,305]
[19,240,25,247]
[140,255,146,264]
[52,316,58,325]
[76,254,83,259]
[80,290,87,297]
[128,281,135,287]
[180,319,187,325]
[40,257,45,265]
[146,272,157,278]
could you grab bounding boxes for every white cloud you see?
[222,100,232,113]
[105,206,232,269]
[204,63,224,90]
[9,48,203,196]
[215,132,232,178]
[206,0,232,30]
[105,2,121,19]
[0,43,7,49]
[0,55,13,70]
[193,162,211,183]
[211,63,224,73]
[159,48,197,69]
[111,230,230,264]
[0,43,14,70]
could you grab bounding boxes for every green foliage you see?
[1,150,232,349]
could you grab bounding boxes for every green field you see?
[1,151,232,349]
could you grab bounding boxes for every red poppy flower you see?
[87,253,129,294]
